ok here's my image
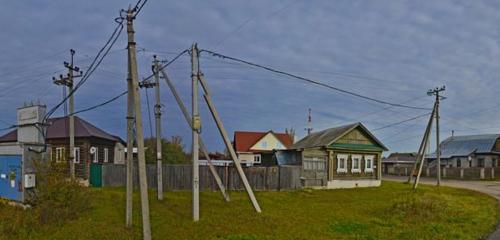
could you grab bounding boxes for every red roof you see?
[233,131,293,152]
[0,116,123,143]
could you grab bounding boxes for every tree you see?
[285,127,296,143]
[144,136,190,164]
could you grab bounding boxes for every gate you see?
[90,164,102,187]
[0,155,22,201]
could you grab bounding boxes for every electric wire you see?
[200,49,432,111]
[71,91,128,116]
[372,112,432,131]
[141,49,189,82]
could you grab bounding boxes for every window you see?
[276,142,283,149]
[104,148,109,163]
[337,154,348,173]
[55,147,65,163]
[478,158,485,168]
[351,155,361,173]
[261,141,268,148]
[92,147,99,163]
[456,158,461,168]
[253,155,261,164]
[74,147,80,164]
[304,157,326,171]
[365,155,374,173]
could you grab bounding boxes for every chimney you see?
[17,103,46,144]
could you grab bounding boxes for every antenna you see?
[305,108,313,135]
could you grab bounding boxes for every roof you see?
[233,131,293,152]
[0,116,124,144]
[292,122,388,151]
[383,152,417,163]
[427,134,500,159]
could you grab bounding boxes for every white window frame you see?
[104,148,109,163]
[351,155,362,173]
[93,147,99,163]
[364,155,374,173]
[337,154,348,173]
[253,154,261,164]
[55,147,65,163]
[74,147,80,164]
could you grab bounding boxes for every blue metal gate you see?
[0,155,22,201]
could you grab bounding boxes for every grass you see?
[0,181,499,240]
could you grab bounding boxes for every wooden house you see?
[281,122,388,189]
[0,116,125,180]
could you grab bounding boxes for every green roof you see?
[329,143,385,151]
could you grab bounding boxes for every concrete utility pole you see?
[191,43,201,221]
[153,57,164,200]
[52,49,82,179]
[428,86,445,186]
[125,8,151,240]
[159,65,230,202]
[412,103,436,189]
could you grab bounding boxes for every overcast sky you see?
[1,1,500,154]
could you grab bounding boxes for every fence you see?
[385,166,500,180]
[101,164,302,191]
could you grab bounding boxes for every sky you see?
[1,0,500,155]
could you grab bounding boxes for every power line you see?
[372,112,431,131]
[200,49,432,111]
[141,49,189,82]
[71,91,127,116]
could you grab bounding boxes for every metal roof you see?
[427,134,500,159]
[292,122,388,151]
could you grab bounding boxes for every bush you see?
[30,160,91,224]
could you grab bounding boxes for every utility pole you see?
[191,43,201,221]
[125,7,151,239]
[428,86,445,186]
[153,56,163,200]
[52,49,82,179]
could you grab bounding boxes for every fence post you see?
[442,167,447,178]
[460,168,464,179]
[426,168,430,177]
[480,168,485,179]
[491,168,495,179]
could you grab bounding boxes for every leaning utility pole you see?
[52,49,82,179]
[153,56,163,200]
[125,7,151,240]
[428,86,446,186]
[191,43,201,221]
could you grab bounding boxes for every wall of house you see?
[236,152,256,166]
[249,133,286,151]
[329,150,381,180]
[439,155,499,168]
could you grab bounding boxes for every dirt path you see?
[384,176,500,240]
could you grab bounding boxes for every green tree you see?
[144,136,190,164]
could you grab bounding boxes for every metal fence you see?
[385,166,500,180]
[101,164,302,191]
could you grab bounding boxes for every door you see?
[89,164,102,187]
[0,155,22,201]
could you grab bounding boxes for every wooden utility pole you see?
[126,8,151,239]
[159,65,230,202]
[52,49,82,179]
[153,56,163,200]
[428,86,445,186]
[191,43,201,221]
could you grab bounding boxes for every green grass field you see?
[0,181,498,240]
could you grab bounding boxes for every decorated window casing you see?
[337,154,348,173]
[351,155,361,173]
[74,147,80,163]
[365,155,374,173]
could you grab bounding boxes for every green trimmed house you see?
[281,122,388,189]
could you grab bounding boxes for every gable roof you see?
[383,152,417,163]
[233,131,293,152]
[0,116,124,144]
[427,134,500,159]
[292,122,388,151]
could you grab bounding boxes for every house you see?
[233,130,294,166]
[283,122,388,189]
[0,115,125,180]
[382,152,417,175]
[426,134,500,168]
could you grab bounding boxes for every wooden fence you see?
[101,164,302,191]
